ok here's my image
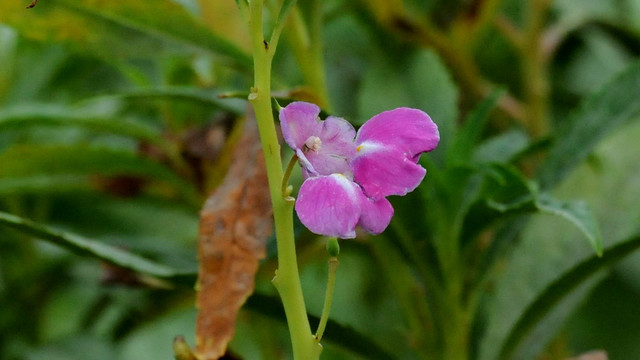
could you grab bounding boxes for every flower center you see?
[303,136,322,152]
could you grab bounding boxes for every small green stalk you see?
[282,154,298,199]
[246,1,321,359]
[315,238,340,342]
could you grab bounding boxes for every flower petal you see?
[356,107,439,159]
[280,102,322,151]
[358,197,394,235]
[303,116,356,177]
[352,142,426,199]
[295,174,362,239]
[295,148,318,177]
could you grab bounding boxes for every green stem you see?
[247,1,321,359]
[315,256,339,342]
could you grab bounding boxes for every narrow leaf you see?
[0,175,89,195]
[0,145,199,201]
[483,194,603,256]
[539,61,640,188]
[447,89,505,165]
[461,164,602,256]
[461,163,535,243]
[195,119,272,359]
[112,87,245,115]
[0,211,197,285]
[497,234,640,360]
[535,195,603,256]
[0,104,163,145]
[0,0,251,68]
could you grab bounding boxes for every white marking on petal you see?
[330,173,358,201]
[355,141,385,155]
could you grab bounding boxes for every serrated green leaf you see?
[0,211,197,286]
[446,89,504,165]
[0,0,251,68]
[539,61,640,188]
[497,234,640,360]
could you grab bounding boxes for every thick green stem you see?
[247,1,321,359]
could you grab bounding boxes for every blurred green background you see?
[1,0,640,359]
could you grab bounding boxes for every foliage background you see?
[1,0,640,359]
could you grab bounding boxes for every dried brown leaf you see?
[195,116,272,359]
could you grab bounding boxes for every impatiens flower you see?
[279,102,439,239]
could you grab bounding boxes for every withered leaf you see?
[195,115,272,359]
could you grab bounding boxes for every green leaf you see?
[497,234,640,360]
[245,293,395,360]
[0,175,90,195]
[0,211,197,286]
[0,104,163,145]
[461,163,536,242]
[462,164,602,256]
[534,195,603,257]
[473,129,531,164]
[484,193,603,257]
[0,0,251,68]
[0,145,198,201]
[111,87,245,115]
[446,89,504,165]
[539,61,640,188]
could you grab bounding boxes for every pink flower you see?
[280,102,439,239]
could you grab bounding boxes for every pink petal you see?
[303,116,356,177]
[295,174,362,239]
[356,107,439,159]
[295,149,318,177]
[359,197,394,234]
[280,102,322,151]
[352,143,427,199]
